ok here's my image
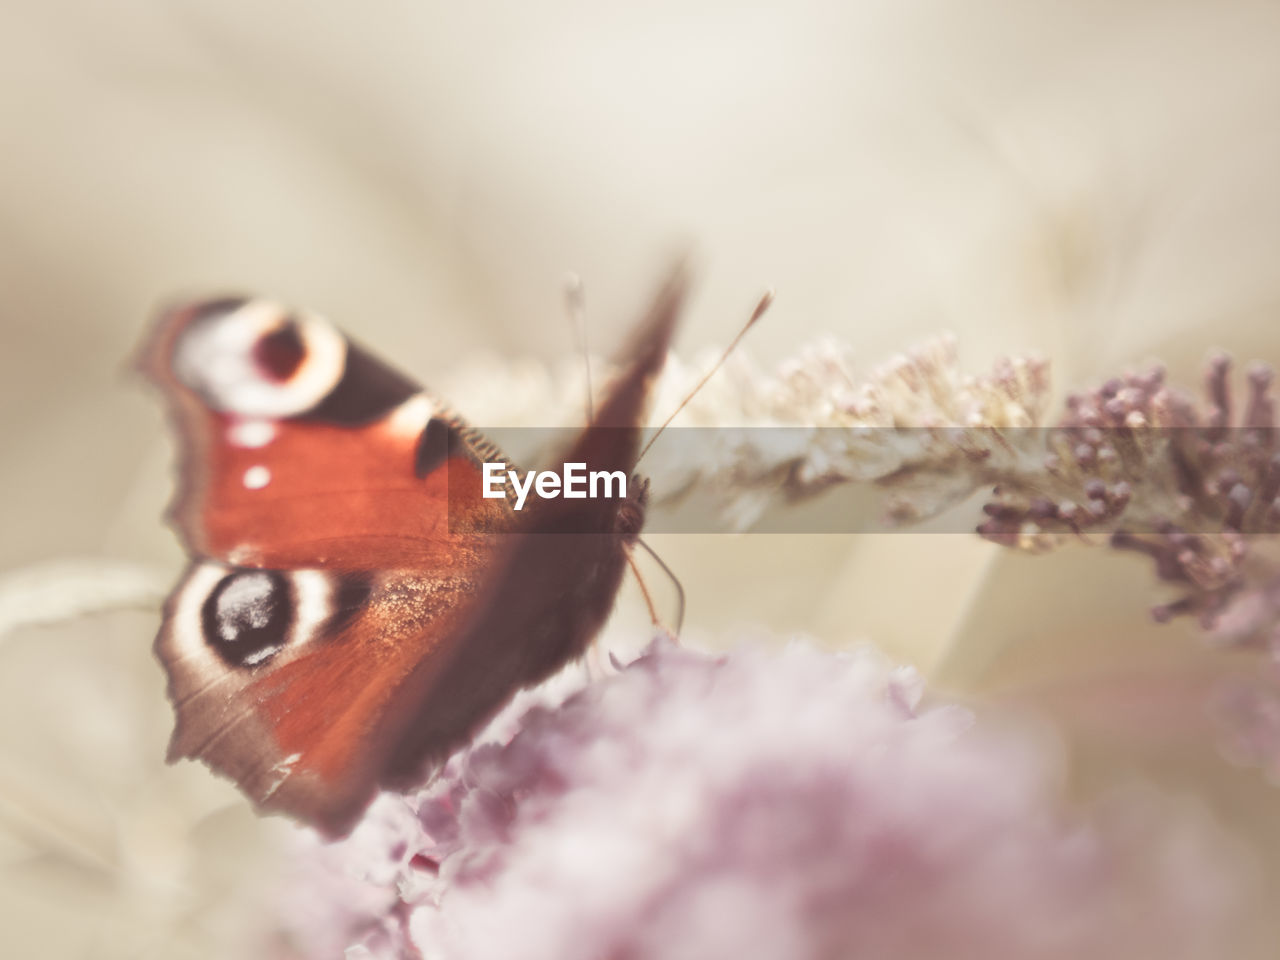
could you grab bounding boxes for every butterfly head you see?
[617,474,649,541]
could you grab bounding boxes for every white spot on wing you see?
[261,752,303,801]
[228,419,276,448]
[243,465,271,490]
[241,644,282,666]
[384,394,436,438]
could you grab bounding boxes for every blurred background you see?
[3,1,1280,956]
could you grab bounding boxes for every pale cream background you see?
[2,1,1280,957]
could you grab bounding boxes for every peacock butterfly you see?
[139,268,685,838]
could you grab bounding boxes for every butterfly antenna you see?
[563,272,593,422]
[633,537,686,637]
[636,288,773,464]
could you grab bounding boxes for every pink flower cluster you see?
[274,639,1250,960]
[980,353,1280,633]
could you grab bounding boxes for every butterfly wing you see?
[156,560,484,834]
[141,297,524,834]
[144,274,683,837]
[379,269,686,789]
[138,297,512,570]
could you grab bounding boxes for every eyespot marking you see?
[171,299,347,418]
[201,570,292,668]
[253,320,306,381]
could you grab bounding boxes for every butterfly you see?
[139,269,685,838]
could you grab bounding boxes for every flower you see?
[276,638,1254,960]
[978,353,1280,634]
[643,335,1053,529]
[645,339,1280,641]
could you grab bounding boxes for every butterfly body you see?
[142,276,681,837]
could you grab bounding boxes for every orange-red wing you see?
[139,298,512,570]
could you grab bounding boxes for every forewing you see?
[138,297,511,570]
